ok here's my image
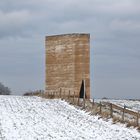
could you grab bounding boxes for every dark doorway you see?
[79,80,86,98]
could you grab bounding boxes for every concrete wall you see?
[45,33,90,98]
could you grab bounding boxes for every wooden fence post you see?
[52,91,55,99]
[99,101,102,114]
[50,91,51,98]
[68,90,70,100]
[83,97,85,109]
[122,105,126,122]
[57,90,58,98]
[92,99,94,109]
[49,91,50,98]
[54,91,55,98]
[110,103,113,118]
[53,91,55,99]
[47,91,49,99]
[48,91,50,99]
[136,111,139,126]
[46,92,47,98]
[50,91,52,98]
[53,91,54,98]
[64,89,65,100]
[73,91,75,104]
[55,91,57,98]
[60,88,62,99]
[77,95,80,106]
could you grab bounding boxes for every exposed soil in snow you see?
[0,95,139,140]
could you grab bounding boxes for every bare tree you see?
[0,82,11,95]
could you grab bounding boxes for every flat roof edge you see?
[45,33,90,39]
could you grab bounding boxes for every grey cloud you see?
[111,19,140,30]
[0,10,33,38]
[1,0,140,39]
[0,0,140,98]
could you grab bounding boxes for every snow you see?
[0,95,139,140]
[95,99,140,112]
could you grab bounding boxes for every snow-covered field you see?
[95,99,140,112]
[0,96,139,140]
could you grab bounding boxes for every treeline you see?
[0,82,11,95]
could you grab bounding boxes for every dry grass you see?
[137,126,140,132]
[126,121,138,128]
[112,116,121,124]
[101,111,110,118]
[37,94,140,129]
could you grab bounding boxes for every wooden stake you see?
[73,91,75,104]
[77,95,80,106]
[99,101,102,114]
[83,97,85,109]
[68,90,70,99]
[60,88,61,98]
[122,105,126,122]
[64,89,65,100]
[110,103,113,118]
[136,111,139,126]
[92,99,94,109]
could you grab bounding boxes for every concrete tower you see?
[45,33,90,98]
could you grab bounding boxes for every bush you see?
[23,90,44,96]
[0,82,11,95]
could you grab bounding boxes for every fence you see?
[98,101,140,127]
[41,88,140,127]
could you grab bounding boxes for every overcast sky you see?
[0,0,140,99]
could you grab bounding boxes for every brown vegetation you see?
[35,89,140,129]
